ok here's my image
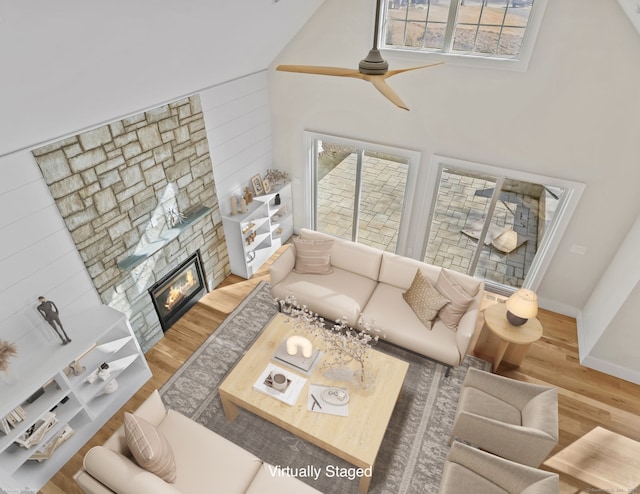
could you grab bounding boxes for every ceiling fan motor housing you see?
[359,48,389,75]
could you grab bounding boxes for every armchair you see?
[449,368,558,467]
[439,441,559,494]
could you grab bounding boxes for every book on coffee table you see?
[252,364,306,406]
[273,340,321,375]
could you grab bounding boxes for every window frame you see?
[378,0,549,72]
[302,131,422,255]
[418,155,585,292]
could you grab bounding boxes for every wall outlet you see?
[570,245,588,255]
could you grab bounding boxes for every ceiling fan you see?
[276,1,443,111]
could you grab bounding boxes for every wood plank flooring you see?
[41,248,640,493]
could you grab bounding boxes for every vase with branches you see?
[0,339,18,384]
[277,294,380,390]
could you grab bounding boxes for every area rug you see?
[160,281,491,493]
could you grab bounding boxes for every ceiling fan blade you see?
[276,65,364,79]
[368,76,409,111]
[384,62,445,79]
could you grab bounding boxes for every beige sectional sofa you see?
[74,390,321,494]
[270,229,484,371]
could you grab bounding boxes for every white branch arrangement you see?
[0,339,18,373]
[277,294,380,385]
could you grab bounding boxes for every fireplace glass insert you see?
[148,250,207,332]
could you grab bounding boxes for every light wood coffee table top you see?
[544,426,640,491]
[219,313,409,494]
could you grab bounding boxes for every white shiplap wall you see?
[200,71,273,216]
[0,70,273,350]
[0,149,101,348]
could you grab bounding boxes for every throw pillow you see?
[436,269,476,330]
[293,238,334,275]
[124,412,176,483]
[403,269,450,329]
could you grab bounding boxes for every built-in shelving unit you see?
[222,182,293,278]
[0,305,152,492]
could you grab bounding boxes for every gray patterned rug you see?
[160,281,491,493]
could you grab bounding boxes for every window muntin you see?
[382,0,540,62]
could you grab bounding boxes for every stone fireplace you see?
[32,95,230,351]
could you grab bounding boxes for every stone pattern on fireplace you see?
[32,95,229,351]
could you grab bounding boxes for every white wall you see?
[268,0,640,316]
[201,71,273,215]
[0,0,324,158]
[579,213,640,383]
[0,150,101,349]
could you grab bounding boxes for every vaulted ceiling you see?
[0,0,325,157]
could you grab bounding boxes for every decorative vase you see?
[351,362,376,394]
[323,366,355,382]
[274,193,281,205]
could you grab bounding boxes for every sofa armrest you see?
[454,281,484,361]
[83,446,182,494]
[270,245,295,286]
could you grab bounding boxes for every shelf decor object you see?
[0,305,152,492]
[222,181,293,279]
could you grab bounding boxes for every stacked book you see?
[28,424,75,462]
[0,406,26,435]
[15,412,58,449]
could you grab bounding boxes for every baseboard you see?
[537,296,580,318]
[581,354,640,385]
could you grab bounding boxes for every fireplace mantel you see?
[117,205,211,272]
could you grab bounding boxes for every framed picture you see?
[262,178,272,194]
[251,174,265,196]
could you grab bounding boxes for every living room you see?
[1,0,640,492]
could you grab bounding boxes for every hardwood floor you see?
[41,248,640,493]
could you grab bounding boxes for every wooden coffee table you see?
[219,313,409,493]
[543,426,640,491]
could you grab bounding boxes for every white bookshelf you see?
[222,182,293,278]
[0,305,151,492]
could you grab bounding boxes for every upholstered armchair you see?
[439,441,559,494]
[450,367,558,467]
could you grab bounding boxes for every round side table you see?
[482,303,543,372]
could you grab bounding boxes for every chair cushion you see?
[436,269,477,330]
[440,462,509,494]
[124,413,176,483]
[293,238,334,274]
[403,269,450,329]
[457,387,521,426]
[158,409,262,494]
[246,464,323,494]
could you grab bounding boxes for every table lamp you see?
[505,288,538,326]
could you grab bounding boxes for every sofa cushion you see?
[246,463,323,494]
[403,269,450,329]
[456,387,522,426]
[158,409,261,494]
[436,269,477,330]
[378,252,442,288]
[362,283,462,366]
[440,462,510,494]
[272,267,378,327]
[300,228,382,280]
[124,412,176,483]
[293,238,334,274]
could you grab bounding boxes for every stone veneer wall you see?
[32,95,230,351]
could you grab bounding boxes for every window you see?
[420,156,584,294]
[380,0,548,69]
[303,132,421,254]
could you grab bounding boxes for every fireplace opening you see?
[148,250,207,332]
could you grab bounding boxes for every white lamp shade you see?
[505,288,538,319]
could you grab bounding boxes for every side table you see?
[475,302,543,372]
